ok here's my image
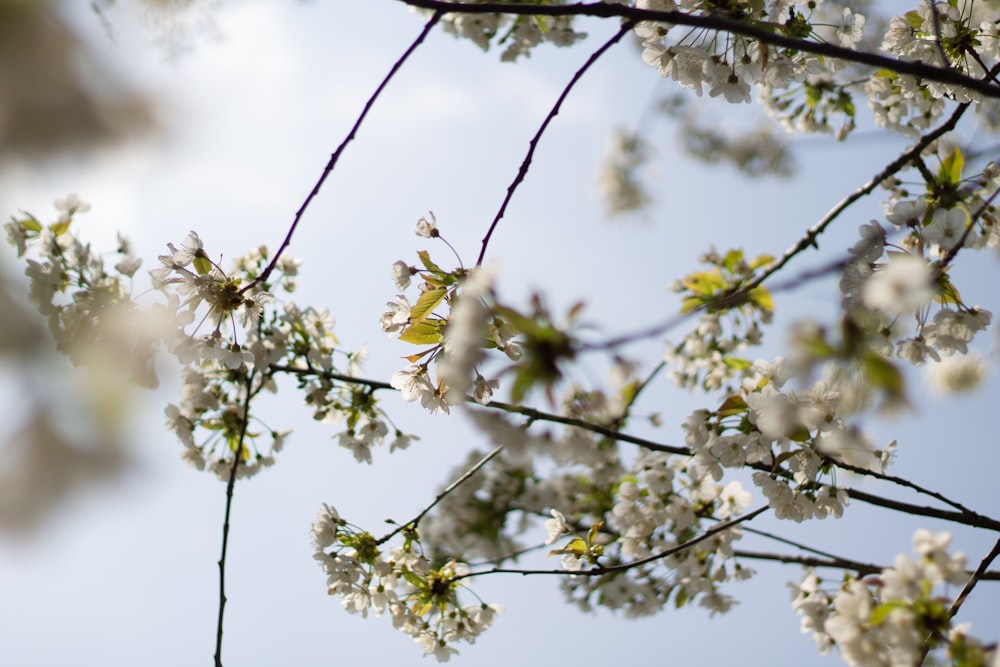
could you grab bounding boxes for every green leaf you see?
[683,270,726,296]
[935,272,963,305]
[717,394,747,417]
[805,83,821,109]
[587,521,604,547]
[722,249,744,273]
[869,600,907,626]
[749,285,774,313]
[193,255,213,275]
[722,357,752,371]
[565,537,588,556]
[938,146,964,186]
[398,319,445,345]
[409,287,448,326]
[20,214,42,233]
[50,220,71,236]
[862,354,903,396]
[680,295,703,314]
[748,253,774,270]
[905,10,922,30]
[401,570,427,588]
[674,586,689,608]
[417,250,444,275]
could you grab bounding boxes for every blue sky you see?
[1,2,998,666]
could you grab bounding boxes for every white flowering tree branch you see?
[10,1,1000,665]
[397,0,1000,97]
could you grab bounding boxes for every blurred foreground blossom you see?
[0,1,155,158]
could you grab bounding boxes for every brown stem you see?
[245,11,443,293]
[477,21,635,265]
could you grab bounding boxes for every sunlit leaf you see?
[409,286,447,326]
[399,319,445,345]
[683,270,726,296]
[938,146,964,186]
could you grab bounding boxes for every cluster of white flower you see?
[680,356,894,521]
[383,216,514,414]
[871,3,1000,135]
[664,247,772,392]
[5,195,158,377]
[839,151,996,369]
[311,504,502,662]
[634,0,871,137]
[432,399,756,618]
[791,530,998,667]
[598,128,653,216]
[421,6,586,61]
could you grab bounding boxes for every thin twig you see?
[832,458,986,518]
[398,0,1000,99]
[476,21,635,265]
[949,536,1000,617]
[744,100,971,293]
[378,444,506,544]
[454,504,769,580]
[245,11,443,292]
[733,549,883,577]
[213,371,257,667]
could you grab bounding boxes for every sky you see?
[1,2,999,666]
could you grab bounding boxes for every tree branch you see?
[378,444,505,545]
[398,0,1000,99]
[476,20,635,265]
[949,535,1000,618]
[245,11,443,292]
[745,98,972,291]
[214,370,258,667]
[456,504,769,579]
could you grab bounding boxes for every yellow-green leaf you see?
[749,253,775,270]
[749,285,774,312]
[717,393,747,417]
[50,220,71,236]
[680,295,704,314]
[722,249,744,272]
[587,521,604,546]
[723,356,752,371]
[682,270,726,296]
[938,146,964,186]
[935,272,962,305]
[20,214,42,232]
[194,255,213,275]
[399,319,445,345]
[409,286,447,326]
[862,354,903,396]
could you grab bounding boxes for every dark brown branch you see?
[214,370,258,667]
[485,399,690,456]
[950,536,1000,617]
[268,362,1000,532]
[744,99,971,292]
[734,549,883,577]
[398,0,1000,99]
[244,11,443,293]
[455,504,769,580]
[845,488,1000,532]
[476,21,635,265]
